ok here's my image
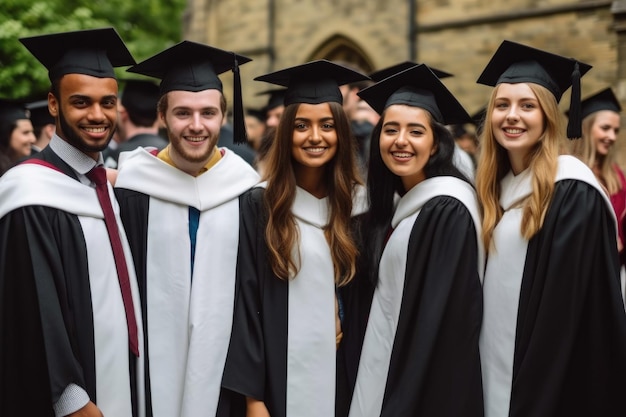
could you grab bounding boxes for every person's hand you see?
[66,401,104,417]
[246,397,270,417]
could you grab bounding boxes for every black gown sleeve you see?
[222,188,268,400]
[114,187,153,417]
[223,187,290,417]
[381,196,484,417]
[0,206,96,415]
[510,179,626,417]
[336,213,376,417]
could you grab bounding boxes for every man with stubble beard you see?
[0,28,146,417]
[113,41,259,417]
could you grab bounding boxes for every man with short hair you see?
[0,28,145,417]
[114,40,259,417]
[27,99,56,153]
[105,79,168,168]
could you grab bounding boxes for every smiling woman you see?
[222,59,368,417]
[343,63,483,417]
[475,40,626,417]
[568,88,626,265]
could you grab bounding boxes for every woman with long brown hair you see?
[476,40,626,417]
[222,60,368,417]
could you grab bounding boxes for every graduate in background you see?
[568,88,626,262]
[114,41,259,417]
[0,99,35,175]
[345,64,484,417]
[1,28,145,417]
[476,40,626,417]
[26,99,55,154]
[222,60,368,417]
[105,79,168,168]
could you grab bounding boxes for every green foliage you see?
[0,0,186,98]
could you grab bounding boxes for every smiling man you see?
[114,41,259,417]
[0,28,145,417]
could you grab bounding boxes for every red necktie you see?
[87,166,139,356]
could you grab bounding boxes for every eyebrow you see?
[294,116,335,122]
[383,120,427,129]
[171,105,219,111]
[68,94,117,102]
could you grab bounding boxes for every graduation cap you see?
[256,88,287,111]
[476,40,592,139]
[254,59,369,106]
[357,64,470,125]
[578,87,622,120]
[0,99,30,131]
[19,27,135,81]
[120,79,160,122]
[127,40,252,144]
[26,100,54,128]
[369,61,453,82]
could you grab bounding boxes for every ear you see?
[48,92,58,117]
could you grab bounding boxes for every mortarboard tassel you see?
[232,53,248,144]
[566,61,582,140]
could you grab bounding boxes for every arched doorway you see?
[308,34,374,73]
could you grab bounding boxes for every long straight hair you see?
[569,111,621,194]
[475,83,561,252]
[263,101,362,286]
[363,107,469,285]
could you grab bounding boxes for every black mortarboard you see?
[256,88,287,111]
[127,40,252,144]
[369,61,453,82]
[476,40,592,139]
[578,87,622,120]
[26,100,54,128]
[254,60,369,106]
[357,64,470,125]
[120,79,160,121]
[0,99,30,131]
[19,27,135,81]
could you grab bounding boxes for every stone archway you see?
[307,34,374,73]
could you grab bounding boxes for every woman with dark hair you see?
[344,64,484,417]
[222,60,368,417]
[0,100,36,175]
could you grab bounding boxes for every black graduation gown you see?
[509,179,626,416]
[341,195,484,417]
[223,186,350,417]
[221,187,289,417]
[0,147,138,416]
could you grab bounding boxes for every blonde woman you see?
[569,88,626,258]
[476,40,626,417]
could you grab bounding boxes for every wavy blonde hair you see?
[569,111,621,194]
[476,83,561,252]
[263,102,362,286]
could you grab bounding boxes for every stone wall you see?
[183,0,626,161]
